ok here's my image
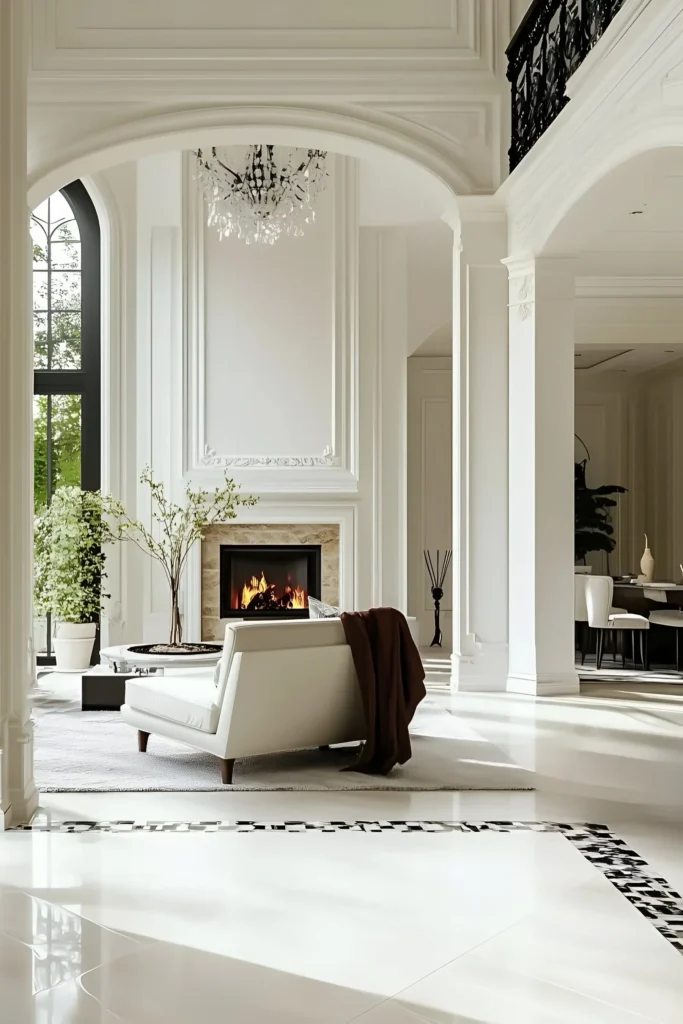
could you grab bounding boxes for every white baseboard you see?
[450,642,508,692]
[506,672,580,697]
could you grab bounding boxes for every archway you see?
[506,144,683,697]
[8,105,467,820]
[28,104,465,211]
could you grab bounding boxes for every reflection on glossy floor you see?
[2,681,683,1022]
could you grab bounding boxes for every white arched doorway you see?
[4,105,469,824]
[505,142,683,697]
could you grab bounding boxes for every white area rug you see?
[32,675,533,792]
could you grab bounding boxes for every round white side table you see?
[100,644,222,674]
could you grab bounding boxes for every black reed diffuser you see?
[423,549,452,647]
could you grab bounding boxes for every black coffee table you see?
[81,673,134,711]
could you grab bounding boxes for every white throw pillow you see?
[308,596,340,619]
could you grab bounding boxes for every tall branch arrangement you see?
[114,468,257,645]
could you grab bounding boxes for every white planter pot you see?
[54,623,97,671]
[56,622,97,641]
[54,637,96,672]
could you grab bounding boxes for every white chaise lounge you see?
[121,618,366,783]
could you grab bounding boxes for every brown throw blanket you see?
[340,607,426,775]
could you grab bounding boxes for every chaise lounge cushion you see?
[125,675,220,733]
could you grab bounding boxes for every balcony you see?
[506,0,626,171]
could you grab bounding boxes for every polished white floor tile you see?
[2,826,681,1022]
[386,877,683,1023]
[0,833,588,996]
[80,940,381,1024]
[0,931,122,1022]
[4,681,683,1022]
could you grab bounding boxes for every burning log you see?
[238,570,307,611]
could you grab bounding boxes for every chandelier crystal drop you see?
[195,145,329,245]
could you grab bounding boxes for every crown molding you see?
[576,276,683,298]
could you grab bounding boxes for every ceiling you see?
[574,344,683,375]
[549,148,683,277]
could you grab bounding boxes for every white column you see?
[135,153,183,642]
[451,215,509,691]
[0,0,38,827]
[506,256,579,696]
[358,227,408,612]
[377,229,409,611]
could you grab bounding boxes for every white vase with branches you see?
[114,468,257,647]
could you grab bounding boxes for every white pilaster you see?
[506,256,579,696]
[358,227,409,612]
[0,0,38,827]
[377,229,409,611]
[451,216,509,691]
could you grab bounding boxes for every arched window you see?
[31,180,101,661]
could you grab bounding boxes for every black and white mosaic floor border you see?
[10,819,683,955]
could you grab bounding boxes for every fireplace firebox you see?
[219,544,322,620]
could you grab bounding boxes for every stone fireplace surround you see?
[201,523,340,641]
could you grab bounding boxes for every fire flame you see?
[239,571,306,610]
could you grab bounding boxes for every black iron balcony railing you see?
[506,0,626,171]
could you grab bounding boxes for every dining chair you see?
[574,575,626,665]
[584,575,650,670]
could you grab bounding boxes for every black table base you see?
[81,674,133,711]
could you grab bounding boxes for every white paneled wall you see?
[575,362,683,582]
[407,357,452,647]
[95,151,453,641]
[203,165,335,460]
[574,375,632,576]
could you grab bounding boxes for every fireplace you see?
[219,544,322,620]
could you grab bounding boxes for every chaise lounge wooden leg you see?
[319,744,331,751]
[138,730,150,752]
[219,757,235,785]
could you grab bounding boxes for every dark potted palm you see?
[575,437,626,565]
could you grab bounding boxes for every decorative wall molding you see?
[30,1,500,72]
[576,276,683,298]
[515,272,533,320]
[199,446,339,469]
[182,152,358,492]
[26,3,518,199]
[371,98,500,190]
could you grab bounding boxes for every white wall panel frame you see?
[31,1,493,69]
[182,153,359,494]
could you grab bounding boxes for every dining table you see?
[612,582,683,611]
[612,582,683,667]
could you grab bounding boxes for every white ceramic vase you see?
[54,622,97,672]
[640,535,655,582]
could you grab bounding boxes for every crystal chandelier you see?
[195,145,329,245]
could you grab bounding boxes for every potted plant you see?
[114,468,256,651]
[34,487,121,671]
[574,436,626,567]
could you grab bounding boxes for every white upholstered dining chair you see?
[574,575,626,665]
[584,575,649,670]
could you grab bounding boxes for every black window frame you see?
[34,179,101,664]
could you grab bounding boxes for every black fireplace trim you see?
[219,543,322,620]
